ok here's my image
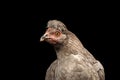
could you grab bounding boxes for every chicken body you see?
[40,20,105,80]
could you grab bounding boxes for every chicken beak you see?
[40,35,45,42]
[40,34,48,42]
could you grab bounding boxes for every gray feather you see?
[43,20,105,80]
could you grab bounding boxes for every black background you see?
[2,2,118,80]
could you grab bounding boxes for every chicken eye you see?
[55,31,61,37]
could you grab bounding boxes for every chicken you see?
[40,20,105,80]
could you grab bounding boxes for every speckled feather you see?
[41,20,105,80]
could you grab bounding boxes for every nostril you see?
[44,34,48,37]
